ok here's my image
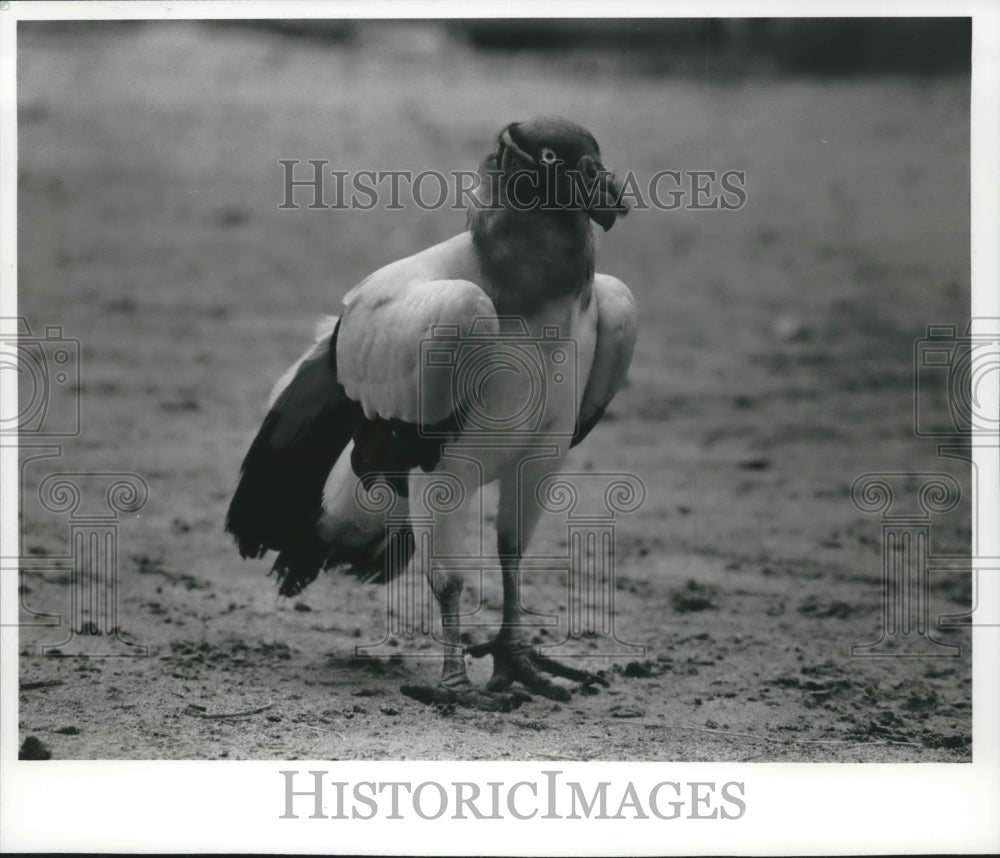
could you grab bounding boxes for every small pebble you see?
[19,736,52,760]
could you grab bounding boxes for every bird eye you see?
[540,148,558,164]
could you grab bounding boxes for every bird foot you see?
[401,679,531,712]
[465,637,610,702]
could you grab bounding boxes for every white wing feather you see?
[337,276,498,424]
[575,274,637,443]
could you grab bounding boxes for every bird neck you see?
[469,204,596,318]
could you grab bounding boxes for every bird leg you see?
[463,553,609,702]
[458,460,607,703]
[400,463,607,711]
[398,467,535,712]
[401,562,531,712]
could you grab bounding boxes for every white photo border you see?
[1,1,997,854]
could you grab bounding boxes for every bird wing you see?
[572,274,637,447]
[336,274,498,426]
[225,318,359,566]
[227,235,498,596]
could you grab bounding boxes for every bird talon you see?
[400,683,456,706]
[467,636,608,702]
[401,681,527,712]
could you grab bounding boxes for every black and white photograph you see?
[1,1,998,854]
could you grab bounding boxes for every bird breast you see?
[444,295,598,480]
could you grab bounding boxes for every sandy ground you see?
[14,22,972,761]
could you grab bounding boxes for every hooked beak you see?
[580,155,629,232]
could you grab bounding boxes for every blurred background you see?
[15,18,974,760]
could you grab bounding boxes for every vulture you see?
[226,117,637,711]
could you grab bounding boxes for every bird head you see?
[491,116,629,231]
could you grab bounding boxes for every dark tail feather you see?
[272,543,330,598]
[225,322,361,594]
[272,520,415,597]
[330,522,416,584]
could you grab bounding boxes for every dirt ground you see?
[14,22,972,761]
